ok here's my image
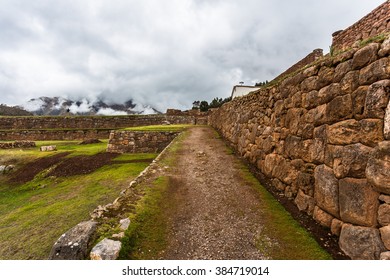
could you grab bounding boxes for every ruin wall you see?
[331,1,390,51]
[209,36,390,260]
[106,131,179,153]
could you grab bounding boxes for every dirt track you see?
[162,126,271,259]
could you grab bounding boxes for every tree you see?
[192,101,200,110]
[199,101,209,112]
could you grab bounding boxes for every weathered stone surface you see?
[300,139,325,164]
[327,119,383,147]
[339,224,385,260]
[331,218,343,236]
[313,206,333,227]
[340,71,359,94]
[378,35,390,57]
[325,94,353,123]
[378,204,390,226]
[351,43,380,70]
[339,178,379,227]
[90,238,122,260]
[294,190,315,214]
[285,108,306,135]
[379,194,390,204]
[385,99,390,140]
[49,220,97,260]
[334,60,352,82]
[359,57,390,85]
[305,104,327,126]
[380,225,390,250]
[119,218,130,231]
[364,80,390,118]
[332,143,372,178]
[314,165,339,217]
[318,66,335,88]
[271,155,298,185]
[366,141,390,195]
[40,145,57,152]
[271,178,286,192]
[301,76,320,92]
[352,86,368,119]
[380,251,390,260]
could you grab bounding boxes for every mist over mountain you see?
[20,97,161,116]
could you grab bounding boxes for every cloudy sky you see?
[0,0,385,111]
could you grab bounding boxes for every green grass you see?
[123,124,193,132]
[238,165,331,260]
[0,140,157,259]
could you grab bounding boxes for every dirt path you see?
[162,126,271,259]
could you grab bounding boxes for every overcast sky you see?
[0,0,385,111]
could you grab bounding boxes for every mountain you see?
[20,97,161,116]
[0,104,33,116]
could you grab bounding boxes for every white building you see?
[230,85,261,99]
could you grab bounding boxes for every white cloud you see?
[0,0,385,110]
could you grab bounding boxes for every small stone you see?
[379,195,390,204]
[331,218,343,236]
[90,238,122,260]
[112,232,125,239]
[313,206,333,228]
[378,204,390,226]
[119,218,130,231]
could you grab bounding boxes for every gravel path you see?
[162,126,270,259]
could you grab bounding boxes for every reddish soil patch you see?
[79,139,102,145]
[47,152,120,177]
[9,153,70,185]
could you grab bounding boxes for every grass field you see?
[0,140,157,259]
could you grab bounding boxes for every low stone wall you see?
[331,1,390,51]
[0,129,111,141]
[209,35,390,259]
[107,131,179,153]
[0,140,36,149]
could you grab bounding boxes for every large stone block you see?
[334,60,352,82]
[305,104,327,126]
[359,57,390,85]
[339,178,379,227]
[378,204,390,226]
[339,224,386,260]
[351,43,380,70]
[352,86,368,120]
[314,165,339,217]
[301,76,320,92]
[49,220,98,260]
[300,139,325,164]
[294,190,315,214]
[366,141,390,195]
[380,225,390,250]
[325,94,353,123]
[327,119,383,147]
[332,143,372,178]
[340,71,359,94]
[364,80,390,118]
[285,108,306,135]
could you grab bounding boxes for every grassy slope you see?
[0,141,156,259]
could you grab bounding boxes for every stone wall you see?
[107,131,179,153]
[0,129,111,141]
[0,114,196,130]
[209,36,390,259]
[273,49,323,82]
[0,140,36,149]
[331,1,390,51]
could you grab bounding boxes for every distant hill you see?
[19,96,161,116]
[0,104,33,116]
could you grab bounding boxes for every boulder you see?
[49,220,98,260]
[90,238,122,260]
[314,165,339,217]
[339,224,385,260]
[324,94,353,123]
[379,225,390,250]
[339,178,379,227]
[366,141,390,195]
[119,218,130,231]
